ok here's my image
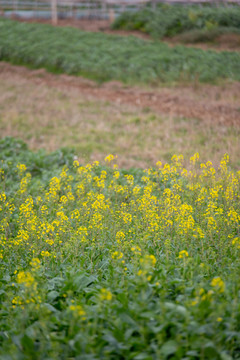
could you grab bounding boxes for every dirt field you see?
[0,62,239,169]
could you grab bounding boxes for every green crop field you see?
[0,137,240,359]
[0,19,240,84]
[112,3,240,41]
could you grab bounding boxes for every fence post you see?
[51,0,58,25]
[109,8,115,23]
[14,0,18,16]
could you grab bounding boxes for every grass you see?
[0,68,239,169]
[0,137,240,359]
[0,19,240,85]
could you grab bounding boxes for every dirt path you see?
[1,62,239,127]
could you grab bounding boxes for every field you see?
[0,15,240,360]
[0,136,240,359]
[112,3,240,44]
[1,19,240,84]
[0,62,240,169]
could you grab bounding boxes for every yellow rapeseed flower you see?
[104,154,116,163]
[69,304,86,320]
[41,251,51,257]
[17,163,27,176]
[99,288,112,301]
[211,277,225,293]
[17,271,35,288]
[178,250,189,259]
[30,258,41,269]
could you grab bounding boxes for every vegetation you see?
[112,3,240,41]
[0,137,240,359]
[0,19,240,84]
[173,27,240,44]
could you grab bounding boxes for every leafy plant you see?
[112,3,240,39]
[0,139,240,359]
[0,19,240,84]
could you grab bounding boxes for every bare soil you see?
[0,62,239,168]
[1,62,239,127]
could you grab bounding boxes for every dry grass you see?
[0,63,239,169]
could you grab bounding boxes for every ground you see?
[0,62,239,169]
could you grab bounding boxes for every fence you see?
[0,0,239,21]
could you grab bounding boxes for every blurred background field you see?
[0,8,239,169]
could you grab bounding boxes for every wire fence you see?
[0,0,239,21]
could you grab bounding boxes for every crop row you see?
[112,3,240,39]
[0,19,240,84]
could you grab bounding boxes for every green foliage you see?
[0,19,240,84]
[0,137,75,196]
[112,3,240,39]
[0,138,240,359]
[0,137,74,173]
[175,26,240,44]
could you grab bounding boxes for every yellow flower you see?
[69,304,86,319]
[17,163,27,176]
[116,231,125,243]
[217,317,223,322]
[17,271,35,288]
[113,171,120,179]
[191,300,198,306]
[41,251,51,257]
[45,239,54,246]
[30,258,41,269]
[232,238,240,248]
[12,296,23,305]
[104,154,116,163]
[148,254,157,266]
[111,251,123,260]
[73,160,79,168]
[199,288,205,295]
[178,250,189,259]
[190,153,199,165]
[211,277,225,293]
[99,288,112,301]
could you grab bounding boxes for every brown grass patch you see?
[0,62,239,169]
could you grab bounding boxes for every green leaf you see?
[160,340,178,358]
[43,303,58,313]
[203,342,219,358]
[21,334,35,354]
[47,290,59,302]
[134,353,153,360]
[220,353,232,360]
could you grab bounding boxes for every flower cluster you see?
[0,152,239,358]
